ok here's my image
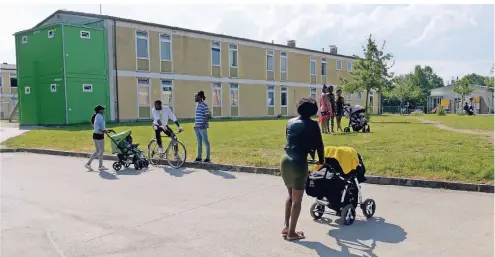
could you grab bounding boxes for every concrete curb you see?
[1,148,493,193]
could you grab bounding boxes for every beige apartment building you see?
[0,63,17,120]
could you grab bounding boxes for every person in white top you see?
[152,100,183,153]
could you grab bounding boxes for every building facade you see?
[0,63,17,120]
[428,84,494,114]
[16,10,381,125]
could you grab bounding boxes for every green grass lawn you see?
[3,116,493,184]
[420,114,494,131]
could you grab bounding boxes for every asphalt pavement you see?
[1,153,493,257]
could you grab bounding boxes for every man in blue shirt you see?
[194,91,211,163]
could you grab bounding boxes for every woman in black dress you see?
[335,88,345,131]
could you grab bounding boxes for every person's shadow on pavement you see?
[295,241,360,257]
[327,217,407,257]
[99,171,119,180]
[163,167,194,177]
[207,169,237,179]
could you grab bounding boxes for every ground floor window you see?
[161,80,173,112]
[267,85,275,115]
[229,83,239,117]
[310,88,317,100]
[137,78,151,119]
[212,82,222,117]
[281,87,288,116]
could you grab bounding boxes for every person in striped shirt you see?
[194,91,211,163]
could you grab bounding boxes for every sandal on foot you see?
[286,231,305,241]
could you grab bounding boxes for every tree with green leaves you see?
[452,77,474,108]
[484,66,494,88]
[408,65,444,105]
[464,73,487,86]
[383,74,423,105]
[340,34,394,117]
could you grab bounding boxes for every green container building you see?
[15,24,109,125]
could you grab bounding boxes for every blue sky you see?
[0,4,493,82]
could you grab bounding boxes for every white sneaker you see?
[158,147,164,154]
[98,166,109,171]
[84,164,93,172]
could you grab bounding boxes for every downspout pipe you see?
[113,18,120,122]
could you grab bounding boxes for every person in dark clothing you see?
[335,88,345,131]
[464,102,474,115]
[280,98,324,241]
[327,85,336,133]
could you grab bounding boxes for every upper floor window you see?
[310,56,316,76]
[211,41,221,66]
[160,34,172,61]
[228,44,238,68]
[136,31,149,59]
[266,50,274,71]
[321,58,327,76]
[336,60,342,71]
[280,51,287,73]
[356,92,362,100]
[347,61,352,72]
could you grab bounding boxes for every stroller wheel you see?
[142,159,149,168]
[344,127,350,133]
[366,125,371,133]
[341,204,356,225]
[134,160,143,170]
[123,163,131,168]
[361,199,376,218]
[112,162,122,171]
[310,202,325,220]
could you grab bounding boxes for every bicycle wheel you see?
[148,139,163,165]
[165,140,187,168]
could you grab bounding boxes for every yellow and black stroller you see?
[107,130,149,171]
[306,146,376,225]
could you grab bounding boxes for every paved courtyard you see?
[1,153,493,257]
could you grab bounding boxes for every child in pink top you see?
[318,85,333,133]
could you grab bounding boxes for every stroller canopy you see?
[109,129,132,154]
[323,146,360,175]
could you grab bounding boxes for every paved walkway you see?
[415,117,494,144]
[1,153,493,257]
[0,123,31,143]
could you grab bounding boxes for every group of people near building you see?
[317,85,346,134]
[84,91,212,171]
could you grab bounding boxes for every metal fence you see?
[0,95,18,120]
[381,105,427,115]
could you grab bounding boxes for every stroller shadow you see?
[163,167,194,177]
[116,168,143,176]
[207,169,237,179]
[327,217,407,257]
[295,241,359,257]
[99,171,119,180]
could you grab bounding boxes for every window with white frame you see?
[0,74,2,88]
[346,93,352,101]
[266,50,274,71]
[161,80,173,109]
[48,30,54,39]
[229,83,239,106]
[336,60,343,71]
[136,31,149,59]
[356,92,362,100]
[230,83,239,117]
[281,87,288,115]
[280,51,287,78]
[9,73,17,88]
[321,58,327,76]
[137,78,151,119]
[211,41,221,66]
[310,88,317,100]
[347,61,352,72]
[228,44,238,68]
[213,83,222,107]
[80,31,91,39]
[267,85,275,115]
[160,33,172,61]
[310,56,316,76]
[22,36,28,44]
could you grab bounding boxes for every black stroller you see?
[343,104,370,133]
[306,146,376,225]
[106,129,149,171]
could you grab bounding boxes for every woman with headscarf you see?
[280,98,324,241]
[318,85,332,134]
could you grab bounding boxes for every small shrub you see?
[437,108,447,116]
[411,109,424,116]
[456,109,467,116]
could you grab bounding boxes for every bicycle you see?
[147,128,187,169]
